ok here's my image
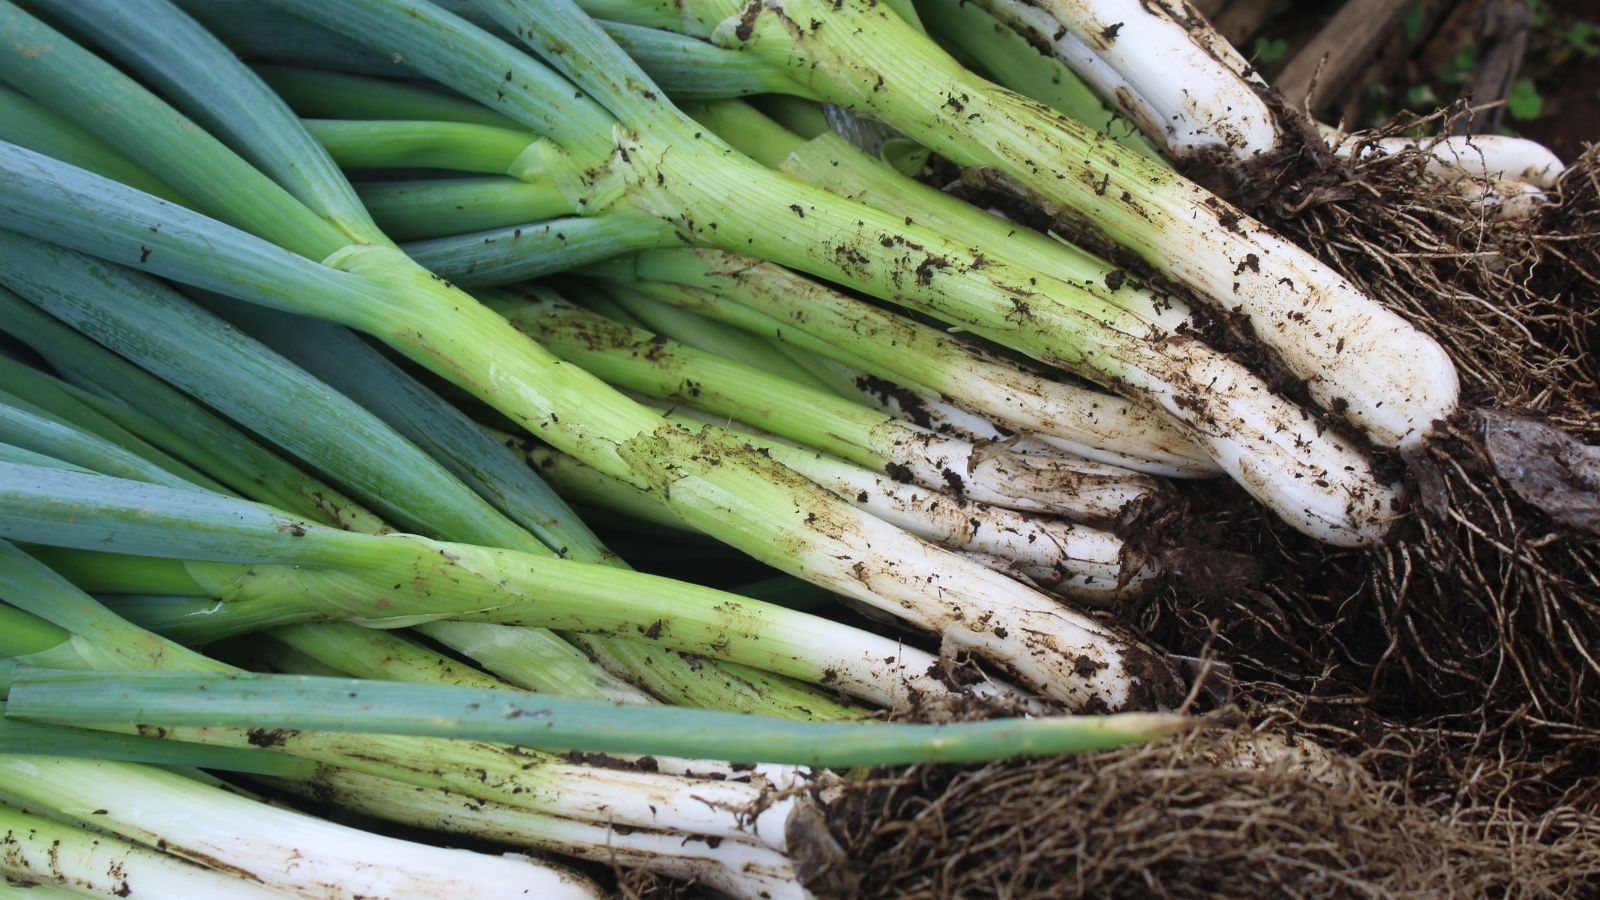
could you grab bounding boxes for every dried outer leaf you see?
[1479,409,1600,535]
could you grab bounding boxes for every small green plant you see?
[1568,21,1600,58]
[1252,36,1287,65]
[1402,3,1427,42]
[1437,43,1477,87]
[1505,78,1544,120]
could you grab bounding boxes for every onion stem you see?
[7,668,1191,767]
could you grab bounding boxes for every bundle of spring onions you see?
[0,0,1478,893]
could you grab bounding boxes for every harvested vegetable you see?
[0,0,1560,894]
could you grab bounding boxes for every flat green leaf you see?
[7,669,1190,767]
[1253,36,1287,64]
[1569,21,1600,59]
[0,711,312,776]
[1507,78,1544,120]
[1402,4,1426,42]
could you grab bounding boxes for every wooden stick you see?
[1333,0,1462,127]
[1452,0,1533,135]
[1276,0,1415,116]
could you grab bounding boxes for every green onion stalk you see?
[0,356,225,493]
[495,289,1166,522]
[265,604,657,706]
[263,621,519,688]
[9,667,1190,768]
[0,289,390,533]
[233,614,802,786]
[0,1,1177,709]
[275,37,1401,461]
[414,210,685,287]
[207,622,823,899]
[0,553,841,892]
[62,0,1459,454]
[177,0,421,77]
[925,4,1570,193]
[1,463,979,710]
[210,301,610,563]
[0,552,1185,893]
[230,67,1211,476]
[0,658,1181,899]
[238,69,1209,477]
[0,394,207,496]
[15,464,825,883]
[418,621,648,698]
[0,248,652,708]
[262,768,807,899]
[294,115,693,283]
[190,297,837,713]
[203,634,350,678]
[766,348,1085,448]
[0,381,838,775]
[519,412,1156,602]
[584,283,1166,489]
[579,279,1156,489]
[242,620,836,787]
[563,390,1160,599]
[0,238,517,548]
[181,0,796,93]
[0,880,79,898]
[253,67,688,272]
[229,618,819,782]
[197,623,817,899]
[0,697,310,774]
[0,542,228,677]
[0,235,843,718]
[0,444,94,474]
[0,800,299,898]
[0,736,796,899]
[677,98,1238,446]
[588,0,1459,452]
[223,4,1397,546]
[588,253,1217,477]
[357,175,575,240]
[588,281,837,390]
[259,63,529,125]
[911,0,1166,162]
[0,85,187,204]
[259,102,1203,480]
[655,406,1157,598]
[214,0,872,99]
[797,357,1181,491]
[153,722,824,894]
[0,755,601,897]
[522,441,699,532]
[0,724,809,900]
[947,0,1285,171]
